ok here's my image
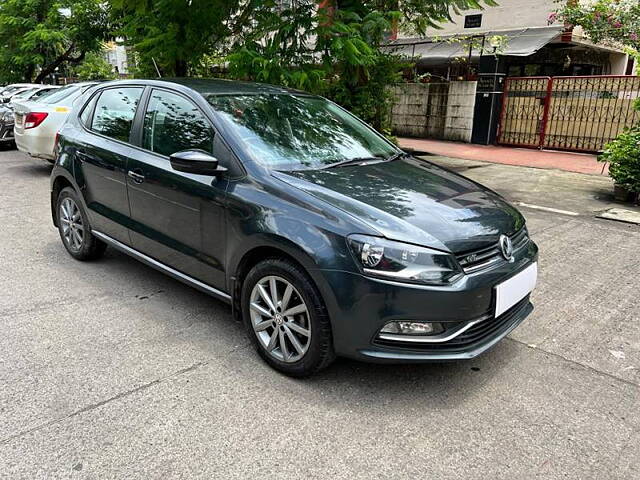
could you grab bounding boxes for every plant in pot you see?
[599,126,640,203]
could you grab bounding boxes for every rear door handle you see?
[127,169,145,184]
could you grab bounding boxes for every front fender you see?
[225,214,357,332]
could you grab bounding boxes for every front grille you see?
[456,227,529,274]
[373,295,530,353]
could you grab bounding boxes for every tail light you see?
[24,112,48,129]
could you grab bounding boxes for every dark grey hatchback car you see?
[51,79,538,376]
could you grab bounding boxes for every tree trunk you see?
[24,65,35,83]
[175,58,188,77]
[34,44,85,83]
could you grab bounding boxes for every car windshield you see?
[206,94,398,170]
[29,88,57,100]
[39,84,85,105]
[12,88,38,99]
[1,86,25,95]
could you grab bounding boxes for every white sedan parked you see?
[9,85,61,106]
[14,82,97,162]
[0,84,41,102]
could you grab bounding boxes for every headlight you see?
[1,110,12,122]
[347,234,463,285]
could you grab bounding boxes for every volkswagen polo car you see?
[50,79,538,376]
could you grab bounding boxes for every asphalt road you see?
[1,148,639,479]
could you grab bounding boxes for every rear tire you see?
[56,187,106,261]
[241,258,335,377]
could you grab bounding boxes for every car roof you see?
[61,82,99,88]
[94,78,306,96]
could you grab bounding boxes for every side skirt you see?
[92,230,232,304]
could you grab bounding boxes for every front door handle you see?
[128,169,145,184]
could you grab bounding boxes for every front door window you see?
[142,90,214,156]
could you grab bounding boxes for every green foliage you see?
[599,126,640,192]
[0,0,110,83]
[110,0,249,77]
[224,0,493,132]
[556,0,640,52]
[397,0,498,35]
[558,0,640,190]
[71,51,117,80]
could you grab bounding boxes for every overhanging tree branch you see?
[34,44,86,82]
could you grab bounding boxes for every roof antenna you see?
[151,57,162,78]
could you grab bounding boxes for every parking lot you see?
[1,147,638,479]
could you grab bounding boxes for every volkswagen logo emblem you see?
[499,234,514,261]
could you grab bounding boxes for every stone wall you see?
[391,81,477,142]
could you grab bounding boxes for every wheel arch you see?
[51,174,75,227]
[50,162,90,227]
[229,239,339,328]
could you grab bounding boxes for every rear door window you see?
[142,89,214,157]
[91,87,143,143]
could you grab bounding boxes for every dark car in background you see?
[50,79,538,376]
[0,105,14,144]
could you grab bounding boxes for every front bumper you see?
[360,297,532,362]
[0,122,13,142]
[316,239,538,363]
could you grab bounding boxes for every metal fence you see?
[497,75,640,152]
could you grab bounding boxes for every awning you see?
[384,26,563,65]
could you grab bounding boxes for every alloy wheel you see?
[249,275,311,363]
[59,197,84,251]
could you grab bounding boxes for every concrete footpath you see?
[399,137,608,176]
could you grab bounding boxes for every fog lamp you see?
[380,321,445,336]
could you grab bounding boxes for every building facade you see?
[391,0,635,80]
[103,40,130,77]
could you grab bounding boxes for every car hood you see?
[272,157,525,253]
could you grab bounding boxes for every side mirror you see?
[169,150,228,176]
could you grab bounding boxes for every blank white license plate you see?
[495,262,537,317]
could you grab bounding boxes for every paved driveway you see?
[1,148,638,479]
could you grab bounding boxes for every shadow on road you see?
[75,244,515,403]
[7,162,53,177]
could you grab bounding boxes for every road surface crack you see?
[0,361,207,446]
[506,337,639,389]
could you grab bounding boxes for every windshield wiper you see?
[385,151,410,162]
[321,156,385,170]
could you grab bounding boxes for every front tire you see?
[56,187,106,261]
[241,258,335,377]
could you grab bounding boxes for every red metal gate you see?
[497,75,640,152]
